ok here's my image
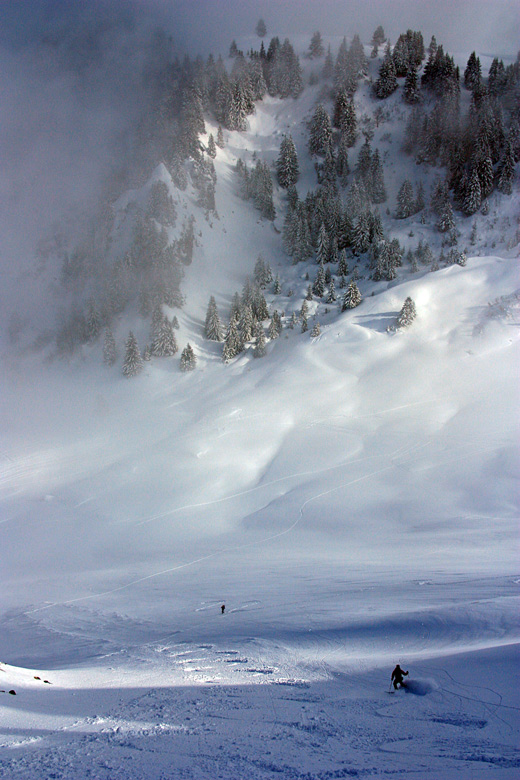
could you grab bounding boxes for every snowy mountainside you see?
[1,29,519,780]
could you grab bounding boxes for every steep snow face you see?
[1,28,519,780]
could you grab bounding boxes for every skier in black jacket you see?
[391,664,409,689]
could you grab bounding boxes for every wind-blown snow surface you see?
[1,40,520,780]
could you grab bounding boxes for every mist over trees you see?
[1,0,518,374]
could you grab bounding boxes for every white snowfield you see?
[1,34,519,780]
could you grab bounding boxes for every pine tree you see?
[415,182,425,212]
[268,310,282,339]
[207,134,217,158]
[462,168,482,215]
[86,299,100,342]
[148,180,176,227]
[497,139,515,195]
[373,51,398,99]
[123,332,143,377]
[180,343,197,371]
[464,51,481,91]
[437,201,455,233]
[222,319,241,362]
[253,323,267,357]
[254,256,272,289]
[326,278,337,303]
[205,296,223,341]
[322,45,333,79]
[216,125,225,148]
[238,303,254,343]
[252,161,275,219]
[256,18,267,37]
[103,328,116,366]
[351,212,371,255]
[308,104,333,156]
[396,179,416,218]
[333,90,349,129]
[313,263,326,297]
[342,281,362,310]
[371,25,386,48]
[396,297,416,327]
[356,138,373,180]
[300,300,309,332]
[337,248,349,276]
[276,134,299,188]
[430,178,450,216]
[336,131,351,185]
[152,316,178,356]
[404,66,420,104]
[316,222,329,265]
[370,149,387,203]
[341,99,357,146]
[310,321,321,337]
[308,31,324,59]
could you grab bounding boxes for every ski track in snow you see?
[25,454,399,615]
[1,645,518,780]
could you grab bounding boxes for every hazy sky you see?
[1,0,518,56]
[144,0,518,57]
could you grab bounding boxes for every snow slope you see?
[1,33,519,780]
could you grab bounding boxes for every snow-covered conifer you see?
[370,150,387,203]
[180,343,196,371]
[396,297,416,327]
[123,332,143,377]
[342,281,362,310]
[312,263,326,297]
[497,139,515,195]
[276,134,299,188]
[103,328,116,366]
[86,299,101,342]
[222,320,241,362]
[238,303,254,343]
[253,323,267,357]
[437,201,455,233]
[373,51,398,99]
[268,310,282,339]
[207,134,217,159]
[253,256,272,288]
[462,168,482,216]
[464,51,481,91]
[336,131,351,185]
[316,223,329,265]
[326,278,337,303]
[371,25,386,48]
[404,66,420,104]
[310,321,321,338]
[351,212,371,255]
[205,296,223,341]
[322,45,333,79]
[308,104,333,157]
[396,180,415,219]
[308,31,324,59]
[338,249,349,277]
[152,316,178,357]
[148,180,177,227]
